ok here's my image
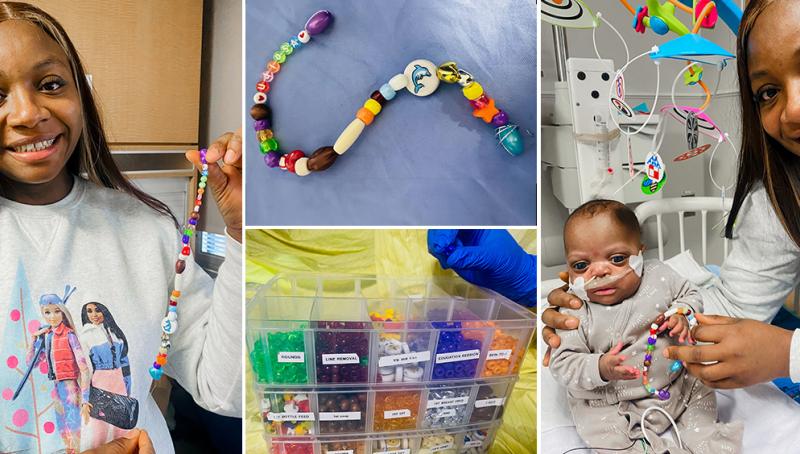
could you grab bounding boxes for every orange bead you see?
[267,60,281,74]
[171,290,181,298]
[356,107,375,126]
[156,356,167,365]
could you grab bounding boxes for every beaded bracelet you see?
[641,305,697,400]
[249,10,524,177]
[150,149,209,380]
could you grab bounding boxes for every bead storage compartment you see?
[421,384,472,429]
[468,382,511,424]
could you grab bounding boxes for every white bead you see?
[193,205,200,213]
[389,74,408,91]
[161,316,178,334]
[173,274,183,291]
[403,59,440,97]
[333,118,366,155]
[298,29,311,44]
[279,155,287,170]
[253,92,267,104]
[294,157,311,176]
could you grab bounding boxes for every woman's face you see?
[85,303,104,325]
[748,0,800,156]
[0,20,82,191]
[41,304,64,327]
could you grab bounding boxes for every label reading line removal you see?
[322,353,359,365]
[426,396,470,409]
[319,412,361,421]
[378,350,430,368]
[474,397,506,408]
[278,352,305,363]
[384,409,411,419]
[487,349,513,361]
[435,349,480,364]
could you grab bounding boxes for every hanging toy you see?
[686,111,699,149]
[674,143,711,162]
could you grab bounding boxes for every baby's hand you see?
[660,314,692,344]
[599,341,640,381]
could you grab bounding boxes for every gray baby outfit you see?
[550,260,742,453]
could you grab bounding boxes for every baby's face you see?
[564,212,643,305]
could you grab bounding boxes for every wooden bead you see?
[250,104,271,122]
[307,146,338,171]
[333,119,366,154]
[294,157,311,176]
[356,107,375,125]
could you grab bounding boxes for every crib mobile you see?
[541,0,741,201]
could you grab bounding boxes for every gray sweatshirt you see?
[0,177,242,454]
[550,260,702,403]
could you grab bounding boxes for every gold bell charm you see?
[436,61,460,83]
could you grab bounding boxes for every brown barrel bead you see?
[250,103,272,122]
[175,259,186,274]
[370,90,386,106]
[307,146,339,171]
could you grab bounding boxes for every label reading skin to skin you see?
[278,352,305,363]
[474,397,506,408]
[378,350,431,367]
[322,353,359,365]
[487,349,513,361]
[426,396,470,409]
[384,409,411,419]
[430,442,455,452]
[464,441,483,448]
[435,349,480,364]
[434,408,457,419]
[319,411,361,421]
[267,412,315,421]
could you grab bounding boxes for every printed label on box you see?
[378,350,430,367]
[434,408,457,419]
[487,349,513,361]
[464,441,483,448]
[384,409,411,419]
[435,349,480,364]
[430,442,455,452]
[426,396,470,409]
[385,450,411,454]
[322,353,360,365]
[266,412,315,421]
[327,451,353,454]
[319,411,361,421]
[278,351,305,363]
[474,397,506,408]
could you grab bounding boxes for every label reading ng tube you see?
[322,353,359,365]
[435,349,480,364]
[278,352,305,363]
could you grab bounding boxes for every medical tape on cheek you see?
[568,276,590,302]
[629,251,644,277]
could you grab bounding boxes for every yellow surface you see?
[245,229,536,453]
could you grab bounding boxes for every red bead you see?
[181,246,190,255]
[256,81,270,93]
[469,94,490,109]
[284,150,305,173]
[169,301,178,306]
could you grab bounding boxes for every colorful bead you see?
[472,97,499,123]
[491,110,509,127]
[250,104,271,121]
[284,150,305,173]
[389,74,408,91]
[333,119,366,154]
[294,157,311,176]
[253,92,267,104]
[305,10,334,36]
[259,140,272,154]
[298,30,311,44]
[279,42,293,55]
[469,94,490,109]
[403,59,440,97]
[256,81,270,93]
[356,107,375,125]
[462,81,484,100]
[264,151,281,168]
[268,60,281,74]
[373,390,420,431]
[379,83,396,100]
[363,98,382,115]
[315,321,370,383]
[497,124,524,156]
[254,119,269,131]
[307,146,339,171]
[257,129,273,142]
[181,246,190,256]
[149,367,163,380]
[273,51,286,63]
[261,71,274,82]
[290,37,302,49]
[265,138,279,151]
[370,90,387,106]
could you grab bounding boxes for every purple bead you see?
[305,10,333,36]
[253,119,270,131]
[644,354,652,362]
[264,151,281,168]
[189,218,197,225]
[647,337,656,345]
[491,110,509,127]
[658,389,670,400]
[182,234,190,243]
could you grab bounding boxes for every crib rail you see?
[633,197,733,265]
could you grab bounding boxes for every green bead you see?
[183,228,193,236]
[266,138,279,151]
[273,50,286,63]
[199,182,206,189]
[266,330,308,384]
[259,140,271,154]
[280,42,293,55]
[200,175,208,183]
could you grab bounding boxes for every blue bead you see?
[380,84,396,100]
[189,218,197,225]
[149,367,163,380]
[498,125,524,156]
[169,306,177,312]
[182,235,190,243]
[670,361,683,373]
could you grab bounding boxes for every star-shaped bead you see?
[472,97,499,123]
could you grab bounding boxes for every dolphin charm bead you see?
[402,59,440,97]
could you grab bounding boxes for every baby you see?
[549,200,741,454]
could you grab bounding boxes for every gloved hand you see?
[427,229,537,307]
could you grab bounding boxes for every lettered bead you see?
[261,71,274,82]
[268,60,281,74]
[256,81,270,93]
[364,98,382,115]
[294,157,311,176]
[298,30,311,44]
[356,107,375,125]
[273,51,286,64]
[307,146,338,171]
[389,74,408,91]
[253,92,267,104]
[333,118,366,155]
[379,84,396,101]
[279,42,293,55]
[462,82,484,100]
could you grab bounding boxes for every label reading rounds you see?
[278,352,305,363]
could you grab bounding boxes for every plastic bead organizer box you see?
[247,275,536,454]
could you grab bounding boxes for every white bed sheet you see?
[539,263,800,453]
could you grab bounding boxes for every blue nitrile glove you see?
[427,229,537,307]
